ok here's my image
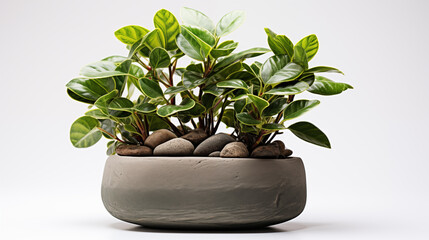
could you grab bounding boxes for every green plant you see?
[67,7,352,154]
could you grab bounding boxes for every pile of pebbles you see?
[116,129,293,158]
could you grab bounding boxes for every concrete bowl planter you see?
[101,155,306,229]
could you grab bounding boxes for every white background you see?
[1,0,429,239]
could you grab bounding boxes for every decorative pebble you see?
[181,128,208,146]
[116,144,152,156]
[144,129,177,149]
[220,142,249,158]
[208,151,221,157]
[153,138,194,156]
[193,133,236,156]
[250,144,281,158]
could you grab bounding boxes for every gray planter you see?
[101,155,306,229]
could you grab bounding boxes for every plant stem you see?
[162,117,182,136]
[177,114,188,134]
[135,55,151,71]
[287,95,295,103]
[212,96,228,135]
[97,127,125,143]
[191,118,197,129]
[265,131,279,144]
[252,131,266,149]
[132,112,147,141]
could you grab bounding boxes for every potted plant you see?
[67,7,352,229]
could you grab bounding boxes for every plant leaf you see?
[66,78,115,102]
[114,25,150,45]
[234,99,247,113]
[180,7,215,33]
[138,77,164,99]
[217,79,248,90]
[211,40,239,59]
[94,90,119,114]
[176,25,215,61]
[153,9,180,50]
[157,98,195,117]
[261,55,290,83]
[306,66,344,74]
[221,109,236,128]
[307,76,353,95]
[108,97,134,112]
[283,99,320,121]
[70,116,102,148]
[85,109,110,119]
[293,45,309,69]
[265,63,304,86]
[216,10,246,37]
[295,34,319,61]
[288,121,331,148]
[80,61,125,78]
[247,94,269,114]
[207,61,242,83]
[262,123,286,131]
[265,81,310,95]
[134,102,157,113]
[264,28,294,58]
[164,86,187,95]
[149,47,171,68]
[214,47,270,70]
[236,112,261,125]
[262,98,288,116]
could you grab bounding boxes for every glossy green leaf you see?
[164,86,187,95]
[157,98,196,117]
[265,63,304,86]
[94,90,118,114]
[234,99,247,113]
[264,28,294,58]
[216,10,246,37]
[217,79,248,90]
[288,121,331,148]
[186,63,204,73]
[106,141,117,155]
[211,40,238,58]
[293,45,308,69]
[138,78,164,99]
[134,102,157,113]
[67,89,93,104]
[221,109,236,128]
[230,94,247,101]
[177,25,215,61]
[262,98,288,116]
[80,61,125,78]
[124,124,141,136]
[182,70,205,89]
[214,47,270,70]
[143,28,165,50]
[114,25,150,45]
[66,78,115,102]
[85,109,110,119]
[108,97,134,112]
[153,9,180,50]
[203,84,224,96]
[236,112,261,125]
[261,55,290,83]
[102,55,128,63]
[100,119,117,139]
[70,116,102,148]
[265,81,310,95]
[180,101,206,117]
[262,123,286,131]
[296,34,319,61]
[307,76,353,95]
[306,66,344,75]
[180,7,215,33]
[283,100,320,121]
[149,47,171,68]
[247,94,269,114]
[207,61,242,83]
[147,115,171,131]
[201,94,216,109]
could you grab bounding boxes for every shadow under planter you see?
[101,155,306,230]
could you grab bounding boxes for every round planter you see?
[101,155,306,229]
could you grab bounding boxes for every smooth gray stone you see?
[208,151,221,157]
[220,142,249,158]
[144,129,177,149]
[101,155,307,229]
[153,138,194,156]
[193,133,235,156]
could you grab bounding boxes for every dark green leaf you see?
[108,97,134,112]
[247,94,269,114]
[217,79,248,90]
[265,63,304,86]
[70,116,101,148]
[214,47,270,70]
[262,98,288,116]
[211,40,238,58]
[100,119,117,139]
[157,98,195,117]
[177,25,215,61]
[94,90,119,114]
[262,123,286,131]
[307,76,353,95]
[288,121,331,148]
[234,99,247,113]
[264,28,294,58]
[283,99,320,121]
[293,45,308,69]
[134,102,157,113]
[164,86,187,95]
[236,112,261,125]
[207,61,242,83]
[221,109,235,128]
[85,109,110,119]
[180,100,206,117]
[306,66,344,74]
[261,55,290,83]
[149,47,171,68]
[265,81,310,95]
[138,77,164,99]
[66,78,115,102]
[202,84,224,96]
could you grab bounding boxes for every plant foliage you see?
[67,7,352,154]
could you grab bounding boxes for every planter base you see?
[101,155,306,229]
